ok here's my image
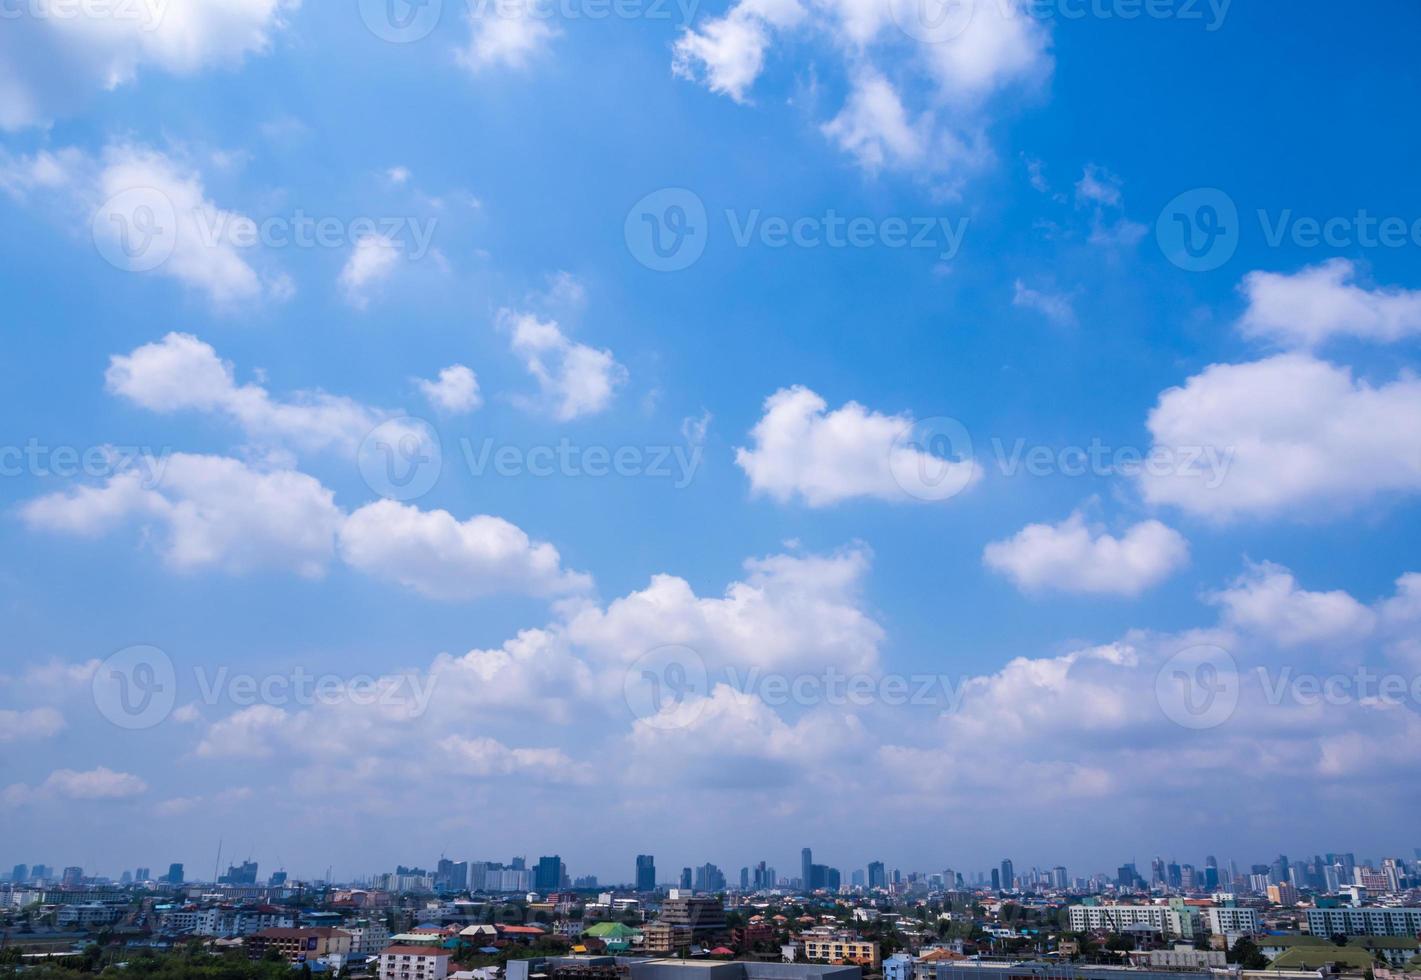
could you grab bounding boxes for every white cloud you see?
[674,0,1049,176]
[983,512,1189,597]
[1139,353,1421,520]
[339,233,403,309]
[0,0,295,131]
[339,499,593,600]
[1237,259,1421,349]
[1012,279,1076,326]
[1074,164,1121,207]
[1208,561,1378,648]
[0,708,65,742]
[440,735,585,782]
[735,385,980,506]
[457,4,558,70]
[3,767,147,807]
[417,364,482,415]
[565,546,883,676]
[22,453,343,577]
[500,310,626,421]
[0,143,282,306]
[107,332,396,454]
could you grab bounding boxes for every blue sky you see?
[2,0,1421,885]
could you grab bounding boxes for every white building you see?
[378,945,451,980]
[347,920,393,954]
[1205,907,1260,935]
[1307,907,1421,937]
[1068,904,1200,938]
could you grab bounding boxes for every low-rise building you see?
[1307,907,1421,937]
[378,944,452,980]
[246,927,353,963]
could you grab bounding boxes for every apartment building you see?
[1307,907,1421,937]
[1204,907,1260,935]
[378,945,452,980]
[1068,904,1200,939]
[801,929,881,969]
[659,896,728,934]
[246,927,353,962]
[644,922,694,954]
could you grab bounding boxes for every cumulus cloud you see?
[0,708,66,742]
[416,364,482,415]
[500,310,626,421]
[1139,353,1421,520]
[339,233,403,309]
[1209,561,1379,648]
[983,512,1189,597]
[3,767,147,807]
[1237,259,1421,349]
[0,142,284,306]
[735,385,980,506]
[339,500,593,601]
[457,4,558,70]
[673,0,1049,177]
[107,332,398,454]
[21,453,343,577]
[0,0,295,131]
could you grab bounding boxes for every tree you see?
[1228,937,1267,970]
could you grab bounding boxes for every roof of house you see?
[1269,947,1377,971]
[379,946,451,957]
[585,923,640,938]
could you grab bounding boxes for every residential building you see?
[1204,907,1260,935]
[660,895,727,934]
[1068,903,1200,938]
[643,922,693,955]
[1307,907,1421,937]
[245,927,352,963]
[801,931,880,969]
[378,945,452,980]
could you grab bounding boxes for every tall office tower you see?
[636,855,656,892]
[61,866,83,887]
[680,867,692,890]
[739,867,749,890]
[10,865,26,883]
[851,869,865,888]
[1000,860,1014,892]
[867,861,886,889]
[535,856,562,892]
[1204,856,1220,890]
[1051,866,1068,889]
[166,863,184,884]
[1151,857,1166,887]
[801,848,813,891]
[134,867,151,881]
[991,868,1001,891]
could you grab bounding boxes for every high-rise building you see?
[10,865,27,883]
[270,870,289,887]
[636,855,657,892]
[219,861,258,885]
[867,861,886,890]
[61,866,84,887]
[739,867,749,890]
[801,848,813,891]
[135,867,151,881]
[1051,866,1068,889]
[680,867,693,890]
[990,869,1000,891]
[693,863,725,892]
[166,863,184,884]
[535,856,563,892]
[1000,860,1014,892]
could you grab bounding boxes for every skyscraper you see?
[867,861,885,889]
[801,848,813,891]
[990,868,1000,891]
[1000,859,1014,892]
[680,867,692,890]
[166,863,184,884]
[10,865,26,883]
[535,855,562,892]
[636,855,656,892]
